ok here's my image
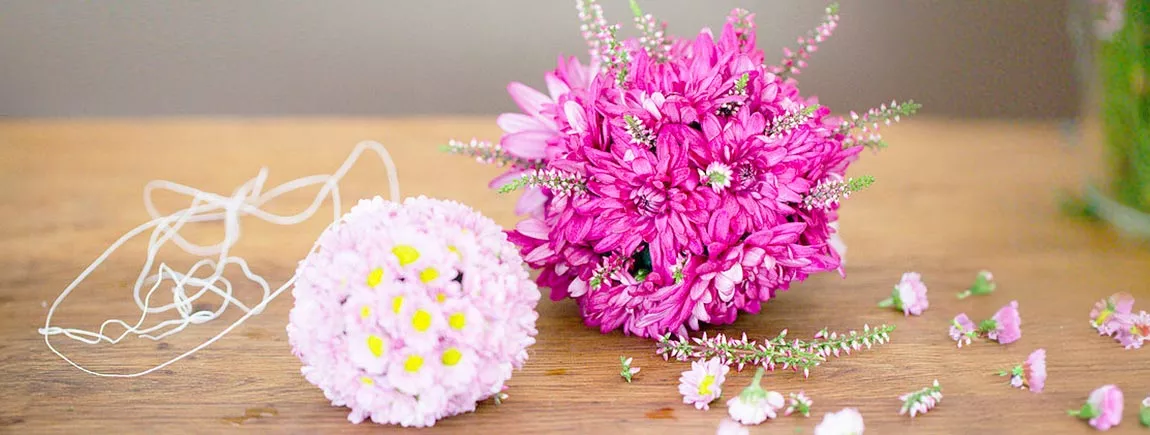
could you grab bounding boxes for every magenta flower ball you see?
[287,196,541,427]
[456,4,916,339]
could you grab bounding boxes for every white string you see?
[38,140,401,378]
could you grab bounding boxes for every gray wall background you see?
[0,1,1075,118]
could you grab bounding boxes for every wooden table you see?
[1,118,1148,434]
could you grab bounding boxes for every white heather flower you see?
[784,391,814,417]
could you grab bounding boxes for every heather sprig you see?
[441,139,541,169]
[808,323,894,359]
[629,0,671,63]
[620,356,641,382]
[575,0,608,59]
[802,175,875,210]
[764,105,820,140]
[624,114,657,146]
[727,8,755,48]
[785,391,814,417]
[498,169,588,195]
[840,100,921,150]
[899,380,942,418]
[770,2,840,78]
[656,324,894,377]
[715,73,751,116]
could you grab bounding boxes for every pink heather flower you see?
[288,196,541,427]
[878,272,928,316]
[815,408,865,435]
[716,419,749,435]
[725,368,785,425]
[679,358,730,410]
[1090,292,1135,336]
[455,2,913,339]
[949,313,977,348]
[784,391,814,417]
[1002,349,1046,393]
[1070,384,1124,431]
[1116,310,1149,349]
[983,300,1022,344]
[899,380,942,418]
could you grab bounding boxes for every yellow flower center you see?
[1095,309,1112,325]
[366,267,384,288]
[404,355,424,372]
[412,309,432,331]
[449,312,466,330]
[392,245,420,266]
[436,293,447,303]
[391,295,404,314]
[366,335,384,358]
[360,376,374,385]
[697,374,715,396]
[442,348,462,366]
[419,267,439,283]
[359,305,371,319]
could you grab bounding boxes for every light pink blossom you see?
[1002,349,1046,393]
[1090,292,1135,336]
[814,408,865,435]
[985,300,1022,344]
[949,313,976,348]
[680,358,730,410]
[878,272,928,316]
[1070,384,1124,431]
[784,391,814,417]
[1116,310,1149,349]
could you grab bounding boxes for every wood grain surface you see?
[0,118,1148,434]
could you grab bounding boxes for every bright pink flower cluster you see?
[457,2,914,339]
[287,197,541,427]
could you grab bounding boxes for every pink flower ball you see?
[287,196,541,427]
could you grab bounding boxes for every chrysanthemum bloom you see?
[1116,310,1149,349]
[716,419,749,435]
[785,391,814,417]
[949,313,976,348]
[1000,349,1046,393]
[453,1,918,338]
[877,272,928,316]
[288,197,541,427]
[981,300,1022,344]
[1069,384,1124,431]
[1090,292,1135,336]
[726,368,785,424]
[814,408,865,435]
[679,357,730,410]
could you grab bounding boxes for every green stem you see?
[877,297,895,308]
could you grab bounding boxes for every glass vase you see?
[1070,0,1150,238]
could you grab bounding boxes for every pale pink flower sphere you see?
[814,408,865,435]
[287,196,541,427]
[679,358,731,410]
